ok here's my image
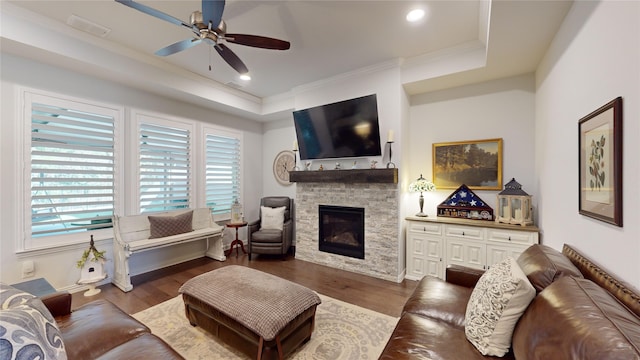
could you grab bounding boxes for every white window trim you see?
[18,87,124,253]
[199,123,243,222]
[128,109,197,216]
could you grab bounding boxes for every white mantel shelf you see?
[289,168,398,184]
[405,216,540,232]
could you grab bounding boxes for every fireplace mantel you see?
[289,168,398,184]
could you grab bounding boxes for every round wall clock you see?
[273,150,296,185]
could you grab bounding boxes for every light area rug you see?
[132,293,398,359]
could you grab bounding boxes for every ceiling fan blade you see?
[202,0,225,29]
[155,38,202,56]
[225,34,290,50]
[214,43,248,74]
[115,0,192,31]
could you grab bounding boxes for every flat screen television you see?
[293,94,382,160]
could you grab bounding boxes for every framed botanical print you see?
[578,97,623,227]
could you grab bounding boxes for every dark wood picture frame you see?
[578,97,623,227]
[432,138,503,190]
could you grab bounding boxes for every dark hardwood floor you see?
[71,252,418,318]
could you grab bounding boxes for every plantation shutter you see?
[30,103,115,237]
[205,134,240,216]
[139,123,191,213]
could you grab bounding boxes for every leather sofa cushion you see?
[512,276,640,359]
[95,333,183,360]
[55,300,150,359]
[402,275,472,329]
[517,244,583,292]
[379,313,513,360]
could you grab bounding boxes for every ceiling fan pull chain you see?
[209,46,212,71]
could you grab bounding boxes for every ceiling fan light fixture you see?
[239,74,251,81]
[406,8,425,23]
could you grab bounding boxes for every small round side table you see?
[226,221,248,257]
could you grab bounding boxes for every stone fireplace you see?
[291,169,401,282]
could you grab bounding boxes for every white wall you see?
[262,119,298,199]
[0,54,263,290]
[408,74,537,216]
[535,0,640,289]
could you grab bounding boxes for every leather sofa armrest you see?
[445,265,485,288]
[40,291,72,317]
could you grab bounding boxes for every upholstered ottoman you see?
[179,266,321,360]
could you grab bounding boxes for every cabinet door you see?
[446,238,486,270]
[487,244,527,267]
[423,236,444,278]
[406,221,444,280]
[406,232,426,279]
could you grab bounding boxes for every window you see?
[204,127,241,219]
[137,114,193,213]
[25,91,120,248]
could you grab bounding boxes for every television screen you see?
[293,94,381,160]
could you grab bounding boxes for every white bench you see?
[112,208,225,292]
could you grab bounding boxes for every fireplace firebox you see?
[319,205,365,259]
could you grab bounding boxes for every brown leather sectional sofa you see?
[41,292,184,359]
[380,244,640,359]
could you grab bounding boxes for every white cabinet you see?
[406,221,444,280]
[406,217,539,280]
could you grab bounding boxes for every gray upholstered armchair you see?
[248,196,294,260]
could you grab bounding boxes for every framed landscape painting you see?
[578,97,623,227]
[432,138,503,190]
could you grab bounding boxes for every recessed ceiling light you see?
[239,74,251,81]
[406,9,425,23]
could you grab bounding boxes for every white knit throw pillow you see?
[465,257,536,356]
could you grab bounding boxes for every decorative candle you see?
[387,130,394,143]
[503,206,509,217]
[514,209,522,219]
[293,140,298,151]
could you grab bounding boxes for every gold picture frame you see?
[578,97,623,227]
[432,138,503,190]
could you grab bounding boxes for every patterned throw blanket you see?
[179,266,321,341]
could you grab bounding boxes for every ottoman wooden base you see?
[179,266,321,360]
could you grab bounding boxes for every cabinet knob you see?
[462,231,465,236]
[508,236,511,241]
[423,227,426,232]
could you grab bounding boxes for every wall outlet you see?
[22,260,35,278]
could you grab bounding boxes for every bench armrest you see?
[445,265,485,288]
[40,291,72,317]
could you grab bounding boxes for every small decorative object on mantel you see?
[318,164,324,171]
[77,235,107,297]
[496,178,533,226]
[334,162,341,170]
[370,160,378,169]
[409,174,436,217]
[305,161,312,171]
[437,184,493,221]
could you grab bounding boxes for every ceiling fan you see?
[115,0,290,75]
